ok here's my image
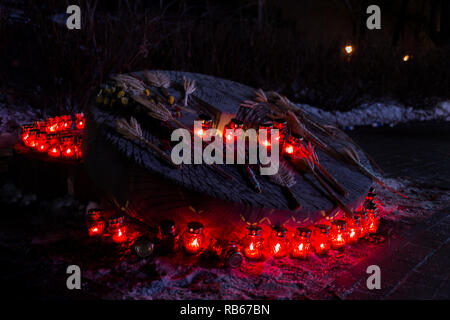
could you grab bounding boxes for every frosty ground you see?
[0,93,449,300]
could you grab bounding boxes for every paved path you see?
[336,122,450,299]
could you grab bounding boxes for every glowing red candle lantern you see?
[47,133,61,158]
[109,216,127,243]
[61,135,76,158]
[346,215,362,244]
[356,210,370,238]
[60,115,72,131]
[312,224,331,256]
[330,219,348,250]
[46,118,58,134]
[366,202,380,234]
[25,129,39,148]
[20,124,34,145]
[86,208,106,237]
[283,132,303,156]
[242,225,264,260]
[258,121,274,149]
[196,114,213,139]
[269,225,289,258]
[75,113,85,130]
[224,118,244,143]
[273,118,288,145]
[35,131,49,152]
[291,227,312,259]
[182,221,205,255]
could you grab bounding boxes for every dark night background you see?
[1,0,450,113]
[0,0,449,301]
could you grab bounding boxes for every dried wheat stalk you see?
[132,95,191,132]
[116,117,180,169]
[270,161,301,210]
[142,71,171,88]
[112,74,146,94]
[183,77,196,107]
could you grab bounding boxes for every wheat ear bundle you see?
[132,95,191,132]
[183,77,196,107]
[293,143,353,217]
[116,117,180,169]
[269,92,335,137]
[112,74,147,94]
[269,161,301,210]
[254,89,283,114]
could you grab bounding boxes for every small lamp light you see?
[75,113,85,130]
[86,209,106,237]
[258,121,274,149]
[47,133,61,158]
[109,216,127,243]
[283,132,303,156]
[182,221,205,255]
[224,118,244,143]
[346,215,362,244]
[330,219,348,250]
[291,227,312,259]
[243,225,264,260]
[312,224,331,256]
[35,131,48,153]
[196,114,213,139]
[269,225,289,258]
[61,135,76,158]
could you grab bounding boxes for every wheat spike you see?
[270,162,296,188]
[116,117,143,141]
[183,77,196,107]
[112,74,146,93]
[115,117,180,169]
[142,71,171,88]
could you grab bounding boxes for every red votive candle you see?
[60,115,72,131]
[330,219,348,250]
[35,131,48,152]
[283,132,304,156]
[346,215,362,244]
[61,135,75,158]
[312,224,331,256]
[75,113,85,130]
[366,202,380,234]
[269,225,289,258]
[224,118,244,143]
[20,124,34,145]
[182,221,205,255]
[47,133,61,158]
[258,121,274,150]
[196,114,213,139]
[25,129,39,148]
[46,118,58,134]
[109,216,127,243]
[356,210,370,238]
[291,227,312,259]
[273,118,288,146]
[243,225,264,260]
[86,208,106,237]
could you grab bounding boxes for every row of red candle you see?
[21,128,83,159]
[86,210,206,254]
[33,114,85,134]
[87,209,379,263]
[243,211,379,260]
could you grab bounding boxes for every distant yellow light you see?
[345,45,353,54]
[402,54,410,62]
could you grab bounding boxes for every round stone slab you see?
[86,70,373,229]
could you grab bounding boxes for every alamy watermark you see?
[171,122,280,175]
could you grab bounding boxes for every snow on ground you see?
[298,101,450,129]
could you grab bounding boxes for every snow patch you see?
[298,100,450,128]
